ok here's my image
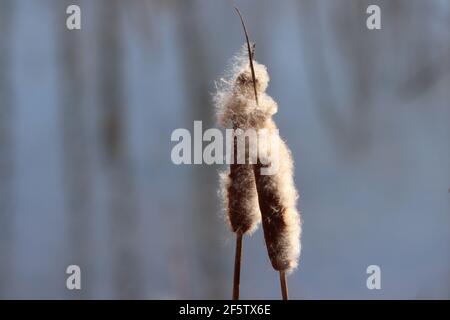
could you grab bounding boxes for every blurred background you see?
[0,0,449,299]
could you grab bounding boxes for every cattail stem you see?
[279,271,289,300]
[234,7,258,105]
[232,232,243,300]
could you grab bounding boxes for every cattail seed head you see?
[219,162,260,235]
[215,47,264,235]
[216,45,302,272]
[232,47,301,272]
[254,136,301,272]
[214,47,276,130]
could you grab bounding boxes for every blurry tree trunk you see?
[177,1,227,299]
[0,0,14,298]
[97,0,140,299]
[297,1,342,144]
[57,0,92,298]
[297,0,373,154]
[335,1,374,151]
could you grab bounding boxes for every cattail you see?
[224,55,301,297]
[249,65,301,300]
[215,47,263,299]
[234,7,301,298]
[215,44,268,233]
[254,132,302,278]
[216,7,301,300]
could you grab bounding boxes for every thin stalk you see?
[231,5,258,302]
[234,6,258,105]
[279,271,289,300]
[232,232,243,300]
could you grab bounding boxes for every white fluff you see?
[215,46,301,271]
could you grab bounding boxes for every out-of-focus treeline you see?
[0,0,449,299]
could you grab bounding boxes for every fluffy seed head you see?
[215,45,265,235]
[219,163,261,235]
[215,45,302,271]
[214,46,277,130]
[254,136,301,272]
